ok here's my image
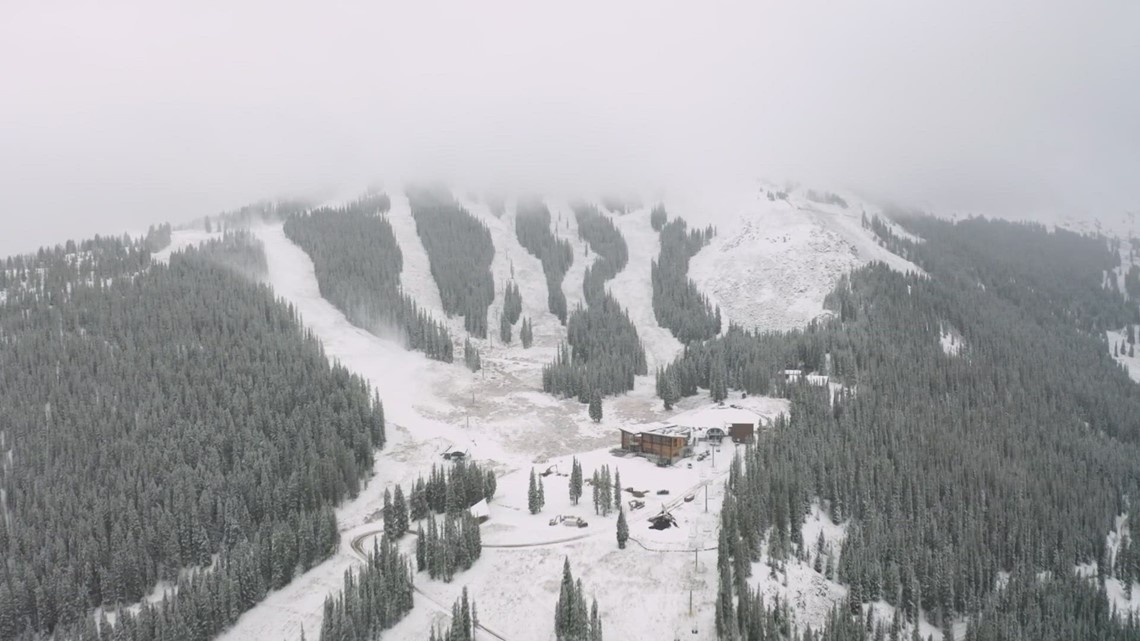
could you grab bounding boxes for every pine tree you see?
[570,457,583,505]
[392,485,408,539]
[382,488,394,538]
[612,469,622,509]
[616,509,628,549]
[589,598,603,641]
[520,318,534,348]
[555,557,576,640]
[528,468,540,515]
[662,370,680,411]
[483,469,497,503]
[500,312,512,344]
[538,475,546,510]
[591,470,601,514]
[588,390,603,423]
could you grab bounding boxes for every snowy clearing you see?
[1107,328,1140,383]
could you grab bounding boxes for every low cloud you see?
[1,1,1137,255]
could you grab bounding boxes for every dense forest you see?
[0,233,386,641]
[515,198,573,324]
[407,186,495,338]
[651,215,720,343]
[690,217,1140,639]
[542,204,647,399]
[283,196,455,362]
[318,538,414,641]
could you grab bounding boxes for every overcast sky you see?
[1,1,1137,256]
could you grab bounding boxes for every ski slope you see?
[606,207,685,370]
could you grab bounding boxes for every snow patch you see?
[1107,328,1140,383]
[862,600,953,641]
[940,324,963,357]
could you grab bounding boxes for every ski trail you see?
[547,199,596,313]
[386,190,448,322]
[606,208,685,371]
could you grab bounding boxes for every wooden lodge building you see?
[619,423,693,465]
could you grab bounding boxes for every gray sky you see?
[2,1,1137,256]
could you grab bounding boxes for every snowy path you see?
[607,208,685,370]
[386,190,448,322]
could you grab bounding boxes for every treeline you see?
[651,215,720,343]
[600,194,640,215]
[408,186,495,338]
[573,202,628,304]
[543,205,647,399]
[318,538,414,641]
[0,233,386,640]
[195,230,268,281]
[428,589,478,641]
[142,223,172,252]
[463,338,482,372]
[554,559,603,641]
[1,233,151,297]
[650,204,667,232]
[516,198,573,324]
[284,196,454,362]
[701,217,1140,638]
[499,281,523,343]
[415,513,483,582]
[407,460,497,519]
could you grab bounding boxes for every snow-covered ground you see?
[682,184,921,333]
[1107,328,1140,383]
[940,324,963,357]
[199,217,797,640]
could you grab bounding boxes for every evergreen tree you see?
[570,457,583,505]
[392,485,409,539]
[616,509,629,550]
[520,317,534,348]
[528,469,541,515]
[588,390,603,423]
[499,312,512,344]
[613,469,622,509]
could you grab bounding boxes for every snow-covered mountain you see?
[144,180,920,641]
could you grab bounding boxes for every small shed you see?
[729,423,755,444]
